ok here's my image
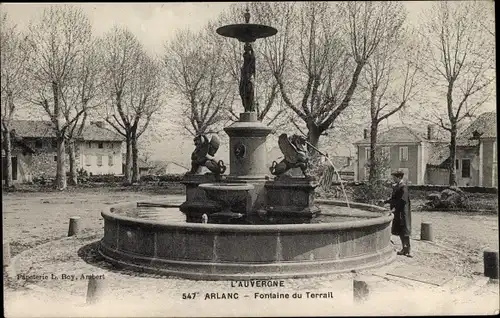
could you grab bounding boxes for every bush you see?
[88,174,124,183]
[352,181,392,205]
[157,174,184,182]
[141,174,160,182]
[32,175,53,186]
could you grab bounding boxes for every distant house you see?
[324,156,355,181]
[353,112,497,187]
[353,125,448,185]
[1,120,124,184]
[427,112,497,187]
[151,161,189,175]
[121,154,155,177]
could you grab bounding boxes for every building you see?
[151,161,189,175]
[354,125,447,185]
[427,112,497,187]
[121,154,156,177]
[1,120,124,184]
[354,112,497,187]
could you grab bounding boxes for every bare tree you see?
[264,1,406,151]
[100,26,163,183]
[61,38,104,185]
[420,1,495,185]
[164,27,232,136]
[25,5,93,190]
[361,25,422,182]
[0,13,30,187]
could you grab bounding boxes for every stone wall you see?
[5,137,122,183]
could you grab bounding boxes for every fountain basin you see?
[99,200,395,280]
[199,182,254,192]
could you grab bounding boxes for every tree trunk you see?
[55,135,67,190]
[305,121,323,174]
[68,140,77,186]
[131,131,139,183]
[2,129,13,187]
[368,121,379,183]
[448,124,458,186]
[124,135,132,184]
[306,120,321,152]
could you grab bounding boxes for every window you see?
[85,155,92,166]
[462,159,471,178]
[399,147,408,161]
[88,141,92,148]
[54,155,57,162]
[455,159,460,170]
[97,155,103,166]
[365,147,370,160]
[98,142,104,149]
[108,154,114,166]
[51,139,57,149]
[381,147,391,160]
[35,139,43,149]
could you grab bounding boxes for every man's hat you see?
[391,170,404,178]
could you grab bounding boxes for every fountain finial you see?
[244,7,250,24]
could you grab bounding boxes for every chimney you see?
[93,121,105,129]
[363,129,369,139]
[427,125,435,140]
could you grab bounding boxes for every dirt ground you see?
[2,188,499,317]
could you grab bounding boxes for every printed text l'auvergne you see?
[230,280,285,288]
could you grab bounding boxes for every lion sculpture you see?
[269,133,310,178]
[188,134,226,175]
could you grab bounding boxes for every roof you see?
[427,143,450,166]
[354,126,426,145]
[8,120,55,138]
[151,161,189,174]
[457,112,497,146]
[7,120,124,142]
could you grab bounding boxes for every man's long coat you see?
[386,182,412,236]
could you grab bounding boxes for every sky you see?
[1,2,437,55]
[1,2,496,166]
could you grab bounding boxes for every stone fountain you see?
[99,9,395,280]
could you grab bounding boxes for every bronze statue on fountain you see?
[187,134,226,176]
[269,133,310,178]
[240,42,256,112]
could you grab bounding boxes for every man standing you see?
[383,170,412,257]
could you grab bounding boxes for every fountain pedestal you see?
[224,112,272,179]
[179,174,220,222]
[224,112,272,212]
[199,183,254,224]
[265,176,321,223]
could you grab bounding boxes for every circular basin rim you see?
[199,183,255,190]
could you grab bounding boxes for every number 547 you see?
[182,293,197,299]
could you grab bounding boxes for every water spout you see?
[304,141,350,208]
